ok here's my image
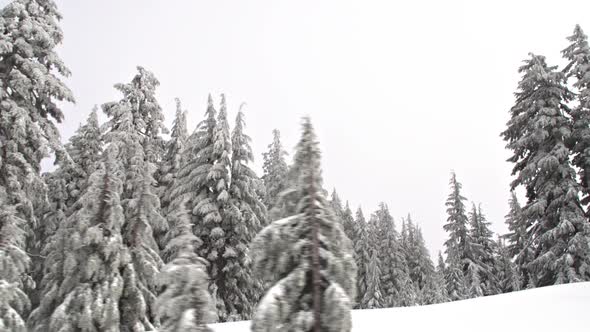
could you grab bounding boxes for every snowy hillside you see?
[211,282,590,331]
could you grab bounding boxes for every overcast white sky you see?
[19,0,590,256]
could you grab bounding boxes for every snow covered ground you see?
[211,282,590,331]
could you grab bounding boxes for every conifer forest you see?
[0,0,589,331]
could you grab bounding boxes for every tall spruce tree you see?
[0,0,73,328]
[468,203,498,296]
[262,129,289,219]
[563,25,590,212]
[171,94,221,312]
[156,202,215,332]
[372,203,414,307]
[501,53,590,286]
[251,117,356,332]
[362,247,384,309]
[102,66,168,328]
[494,236,521,294]
[352,206,369,308]
[425,252,449,304]
[30,154,131,331]
[221,107,267,320]
[442,172,471,300]
[66,106,103,192]
[402,215,436,304]
[503,191,533,287]
[31,108,103,314]
[159,99,188,221]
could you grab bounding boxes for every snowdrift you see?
[210,282,590,331]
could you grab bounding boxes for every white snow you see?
[210,282,590,331]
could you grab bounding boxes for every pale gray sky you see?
[26,0,590,256]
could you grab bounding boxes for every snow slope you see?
[210,282,590,331]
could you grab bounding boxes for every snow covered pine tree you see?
[0,0,73,330]
[251,117,356,332]
[501,53,590,286]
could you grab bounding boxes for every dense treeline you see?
[1,1,590,331]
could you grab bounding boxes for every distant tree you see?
[156,202,215,332]
[362,247,384,309]
[159,99,188,226]
[251,117,356,332]
[65,106,104,194]
[372,203,414,307]
[220,108,267,320]
[503,191,533,287]
[352,206,369,308]
[494,236,521,294]
[468,203,498,296]
[501,53,590,286]
[425,252,450,304]
[262,129,289,219]
[402,215,436,304]
[442,172,472,300]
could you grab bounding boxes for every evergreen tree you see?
[503,191,534,287]
[352,207,369,308]
[563,25,590,212]
[501,53,590,286]
[402,215,436,304]
[171,94,220,307]
[0,0,74,327]
[362,248,384,309]
[156,202,215,332]
[30,155,132,331]
[220,107,267,320]
[329,189,344,221]
[66,106,104,194]
[102,66,168,328]
[372,203,414,307]
[261,129,289,219]
[468,203,498,296]
[272,124,329,220]
[251,117,356,332]
[426,252,450,304]
[341,201,357,244]
[442,172,471,300]
[159,98,188,221]
[494,236,521,294]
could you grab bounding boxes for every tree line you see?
[1,0,590,331]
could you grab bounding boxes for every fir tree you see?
[102,66,168,328]
[468,203,498,296]
[501,53,590,286]
[262,129,289,220]
[562,25,590,212]
[159,98,188,221]
[251,117,356,332]
[30,154,131,331]
[495,236,521,294]
[427,252,450,304]
[352,207,369,308]
[0,0,74,326]
[503,191,534,287]
[156,202,215,332]
[66,106,104,194]
[362,248,384,309]
[219,107,267,320]
[171,94,220,306]
[442,172,471,300]
[402,215,436,304]
[372,203,414,307]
